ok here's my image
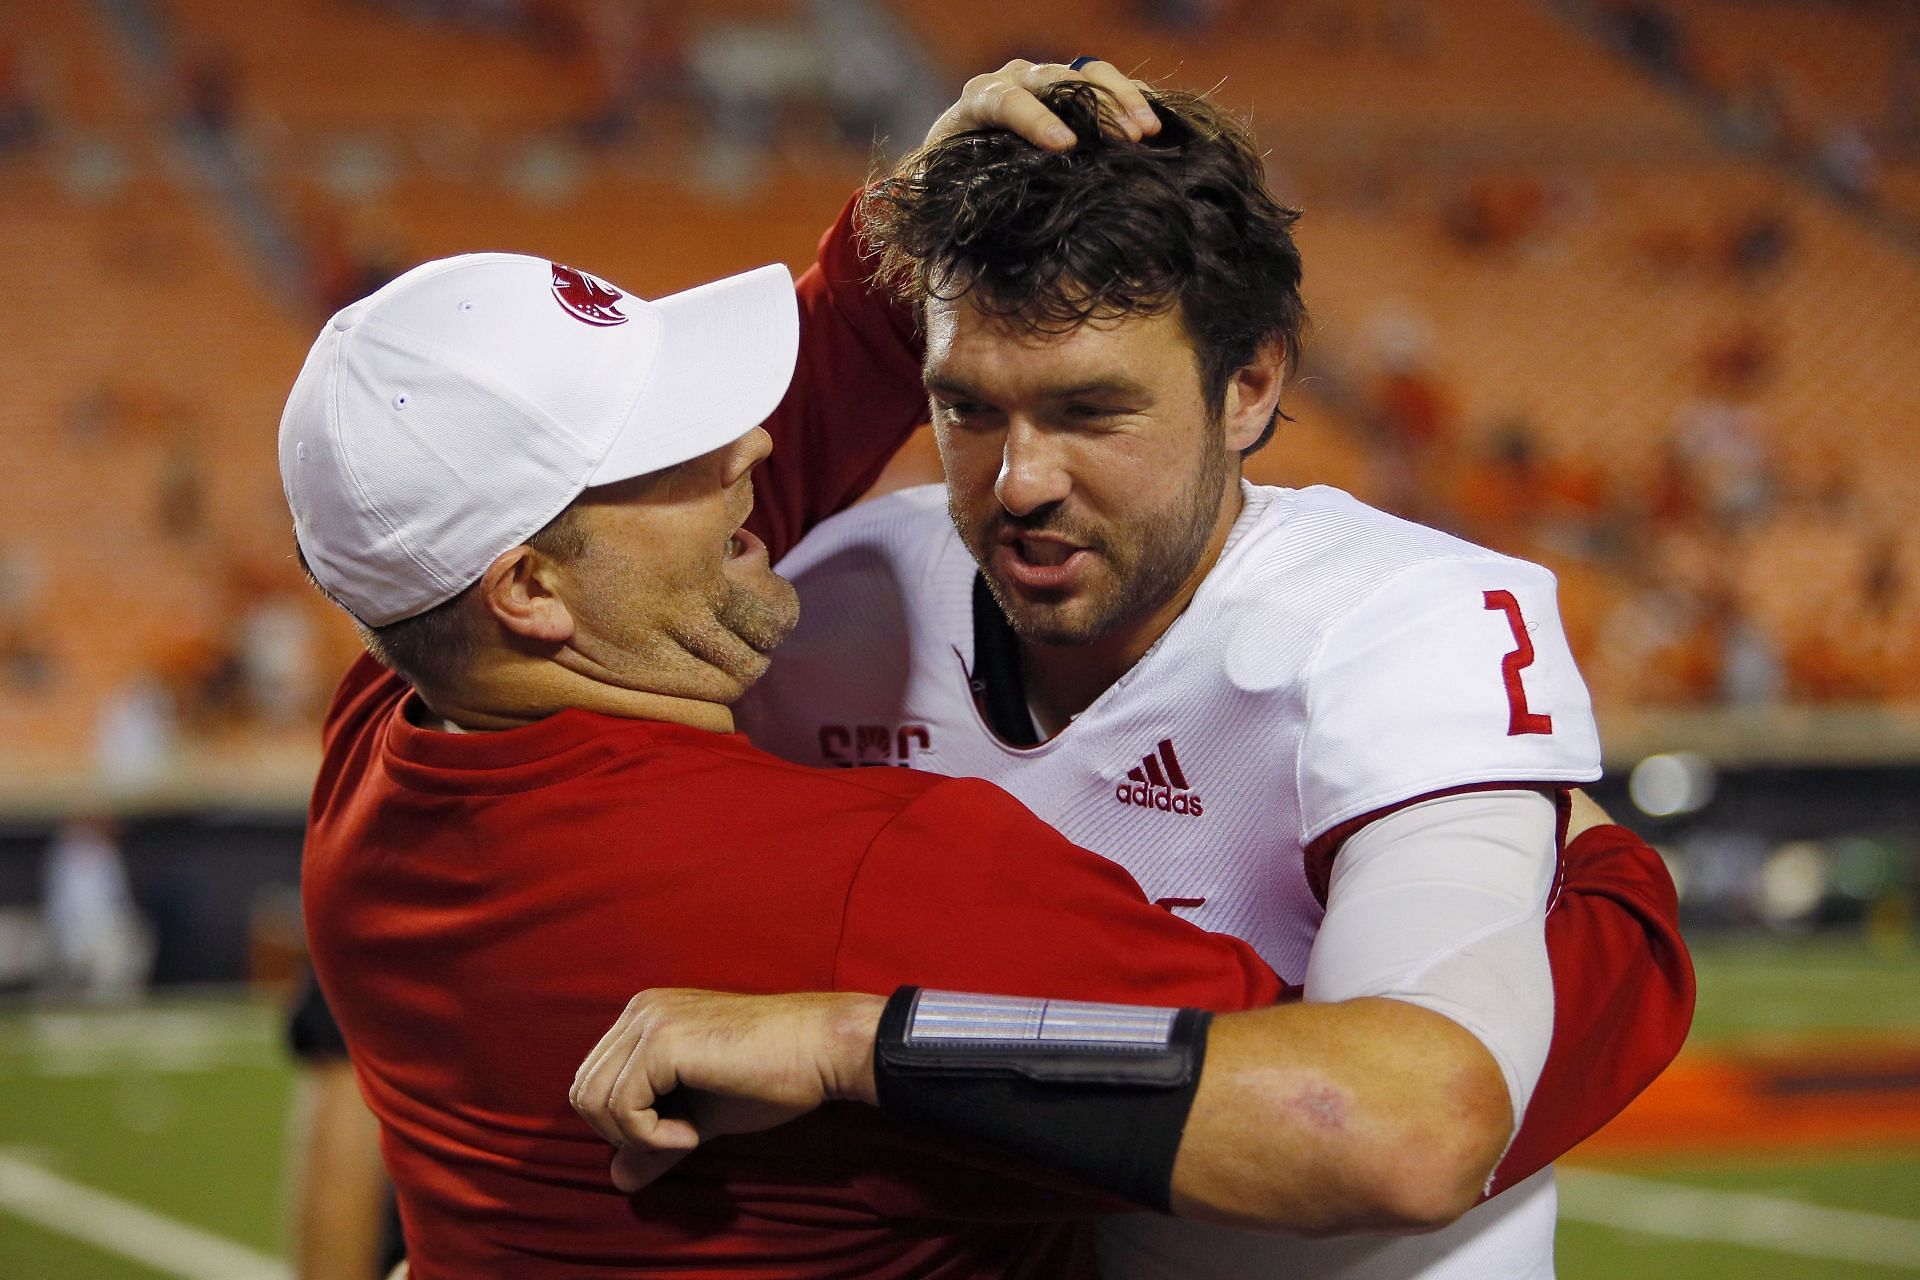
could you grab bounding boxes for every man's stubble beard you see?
[672,570,800,689]
[718,571,800,658]
[576,552,798,701]
[960,438,1235,648]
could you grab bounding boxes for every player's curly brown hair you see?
[861,81,1307,452]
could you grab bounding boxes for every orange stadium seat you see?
[1669,0,1917,132]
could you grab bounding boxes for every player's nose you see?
[994,421,1070,516]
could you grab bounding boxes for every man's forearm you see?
[1169,999,1509,1234]
[814,990,1507,1233]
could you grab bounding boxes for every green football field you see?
[1,934,1916,1278]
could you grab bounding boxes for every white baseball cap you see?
[280,254,799,626]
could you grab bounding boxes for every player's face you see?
[925,298,1247,647]
[557,428,799,695]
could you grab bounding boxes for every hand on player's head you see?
[927,58,1160,152]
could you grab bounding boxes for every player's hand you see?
[1564,788,1616,841]
[569,988,886,1193]
[926,58,1160,152]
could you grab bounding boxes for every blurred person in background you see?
[1891,35,1920,148]
[578,0,690,144]
[286,971,407,1280]
[41,816,152,1001]
[94,673,178,789]
[0,37,44,155]
[0,545,53,693]
[1816,118,1880,204]
[176,44,241,136]
[238,584,322,725]
[1673,324,1777,530]
[1608,1,1695,86]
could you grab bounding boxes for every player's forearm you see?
[1168,998,1511,1235]
[860,989,1511,1232]
[1251,788,1555,1227]
[577,984,1509,1232]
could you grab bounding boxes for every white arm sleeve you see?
[1302,789,1557,1139]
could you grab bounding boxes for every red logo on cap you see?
[550,264,629,327]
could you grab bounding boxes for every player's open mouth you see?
[996,534,1091,591]
[726,525,766,562]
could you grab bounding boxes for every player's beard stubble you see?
[958,431,1235,648]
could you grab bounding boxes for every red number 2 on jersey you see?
[1484,590,1554,736]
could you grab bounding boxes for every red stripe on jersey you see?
[1157,739,1189,790]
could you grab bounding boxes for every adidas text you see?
[1114,782,1204,816]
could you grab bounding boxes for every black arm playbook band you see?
[872,987,1212,1212]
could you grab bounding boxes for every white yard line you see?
[3,1131,1916,1277]
[0,1003,281,1078]
[1560,1166,1920,1271]
[0,1151,289,1280]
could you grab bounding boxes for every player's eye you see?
[935,400,991,425]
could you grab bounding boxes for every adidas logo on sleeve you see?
[1115,739,1203,816]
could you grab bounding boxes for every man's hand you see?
[926,58,1160,151]
[1565,788,1616,841]
[569,989,885,1192]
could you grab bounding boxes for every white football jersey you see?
[738,481,1601,1279]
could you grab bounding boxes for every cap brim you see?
[586,262,799,486]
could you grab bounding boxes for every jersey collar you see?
[969,571,1042,747]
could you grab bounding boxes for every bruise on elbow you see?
[1290,1082,1350,1133]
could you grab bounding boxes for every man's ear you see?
[1220,337,1287,454]
[477,545,575,646]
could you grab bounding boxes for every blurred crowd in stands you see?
[0,346,336,780]
[1345,292,1918,709]
[1602,0,1920,215]
[0,40,45,155]
[2,0,1918,783]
